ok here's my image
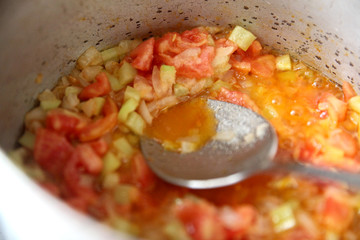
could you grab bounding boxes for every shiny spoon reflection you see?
[141,99,360,189]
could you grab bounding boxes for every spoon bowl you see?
[141,99,360,189]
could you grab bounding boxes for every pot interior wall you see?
[0,0,360,150]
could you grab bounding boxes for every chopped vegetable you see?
[125,112,146,135]
[348,96,360,113]
[101,46,120,62]
[79,97,105,117]
[18,131,36,150]
[174,83,190,97]
[276,54,292,71]
[77,46,103,70]
[38,89,61,110]
[270,202,297,233]
[115,61,137,90]
[102,152,121,175]
[124,86,141,104]
[118,98,139,122]
[114,184,139,205]
[228,25,256,51]
[113,137,134,158]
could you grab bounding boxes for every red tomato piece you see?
[320,187,354,233]
[132,153,156,190]
[89,138,108,157]
[217,87,259,112]
[102,96,118,116]
[329,129,358,157]
[246,40,262,58]
[317,93,347,123]
[175,200,226,240]
[46,109,87,137]
[219,205,256,238]
[129,37,155,71]
[342,81,357,102]
[34,128,74,177]
[78,113,117,142]
[250,54,276,78]
[178,28,209,49]
[78,72,111,100]
[63,144,102,206]
[173,46,215,79]
[230,55,251,74]
[78,97,118,142]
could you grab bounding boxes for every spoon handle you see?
[269,162,360,190]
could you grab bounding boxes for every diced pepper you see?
[113,184,139,205]
[125,112,146,135]
[102,152,121,175]
[124,86,141,104]
[79,97,106,117]
[102,173,120,189]
[106,72,122,91]
[18,131,36,150]
[270,202,297,233]
[118,98,139,122]
[101,46,120,62]
[348,96,360,113]
[113,137,134,158]
[174,83,190,97]
[228,26,256,51]
[116,61,137,90]
[276,54,292,71]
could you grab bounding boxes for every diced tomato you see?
[250,54,276,78]
[75,144,103,174]
[342,81,357,102]
[215,38,238,52]
[317,93,347,124]
[246,40,262,58]
[178,28,209,49]
[230,56,252,74]
[63,144,102,205]
[78,113,117,142]
[78,72,111,100]
[132,153,156,190]
[175,200,226,240]
[219,205,256,238]
[89,138,108,157]
[133,74,154,101]
[78,97,118,142]
[129,37,155,71]
[319,187,354,233]
[154,29,214,79]
[46,109,87,137]
[102,96,118,116]
[34,128,74,177]
[173,46,215,79]
[328,129,358,157]
[217,87,259,112]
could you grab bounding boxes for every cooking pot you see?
[0,0,360,239]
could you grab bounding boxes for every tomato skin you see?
[78,72,111,100]
[78,97,118,142]
[46,109,87,137]
[217,87,259,112]
[34,128,74,177]
[317,93,347,124]
[129,37,155,71]
[250,54,276,78]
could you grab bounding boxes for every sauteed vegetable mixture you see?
[11,26,360,239]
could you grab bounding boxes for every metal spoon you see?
[141,99,360,189]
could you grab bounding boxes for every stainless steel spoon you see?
[141,99,360,189]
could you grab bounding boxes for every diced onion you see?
[77,46,103,70]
